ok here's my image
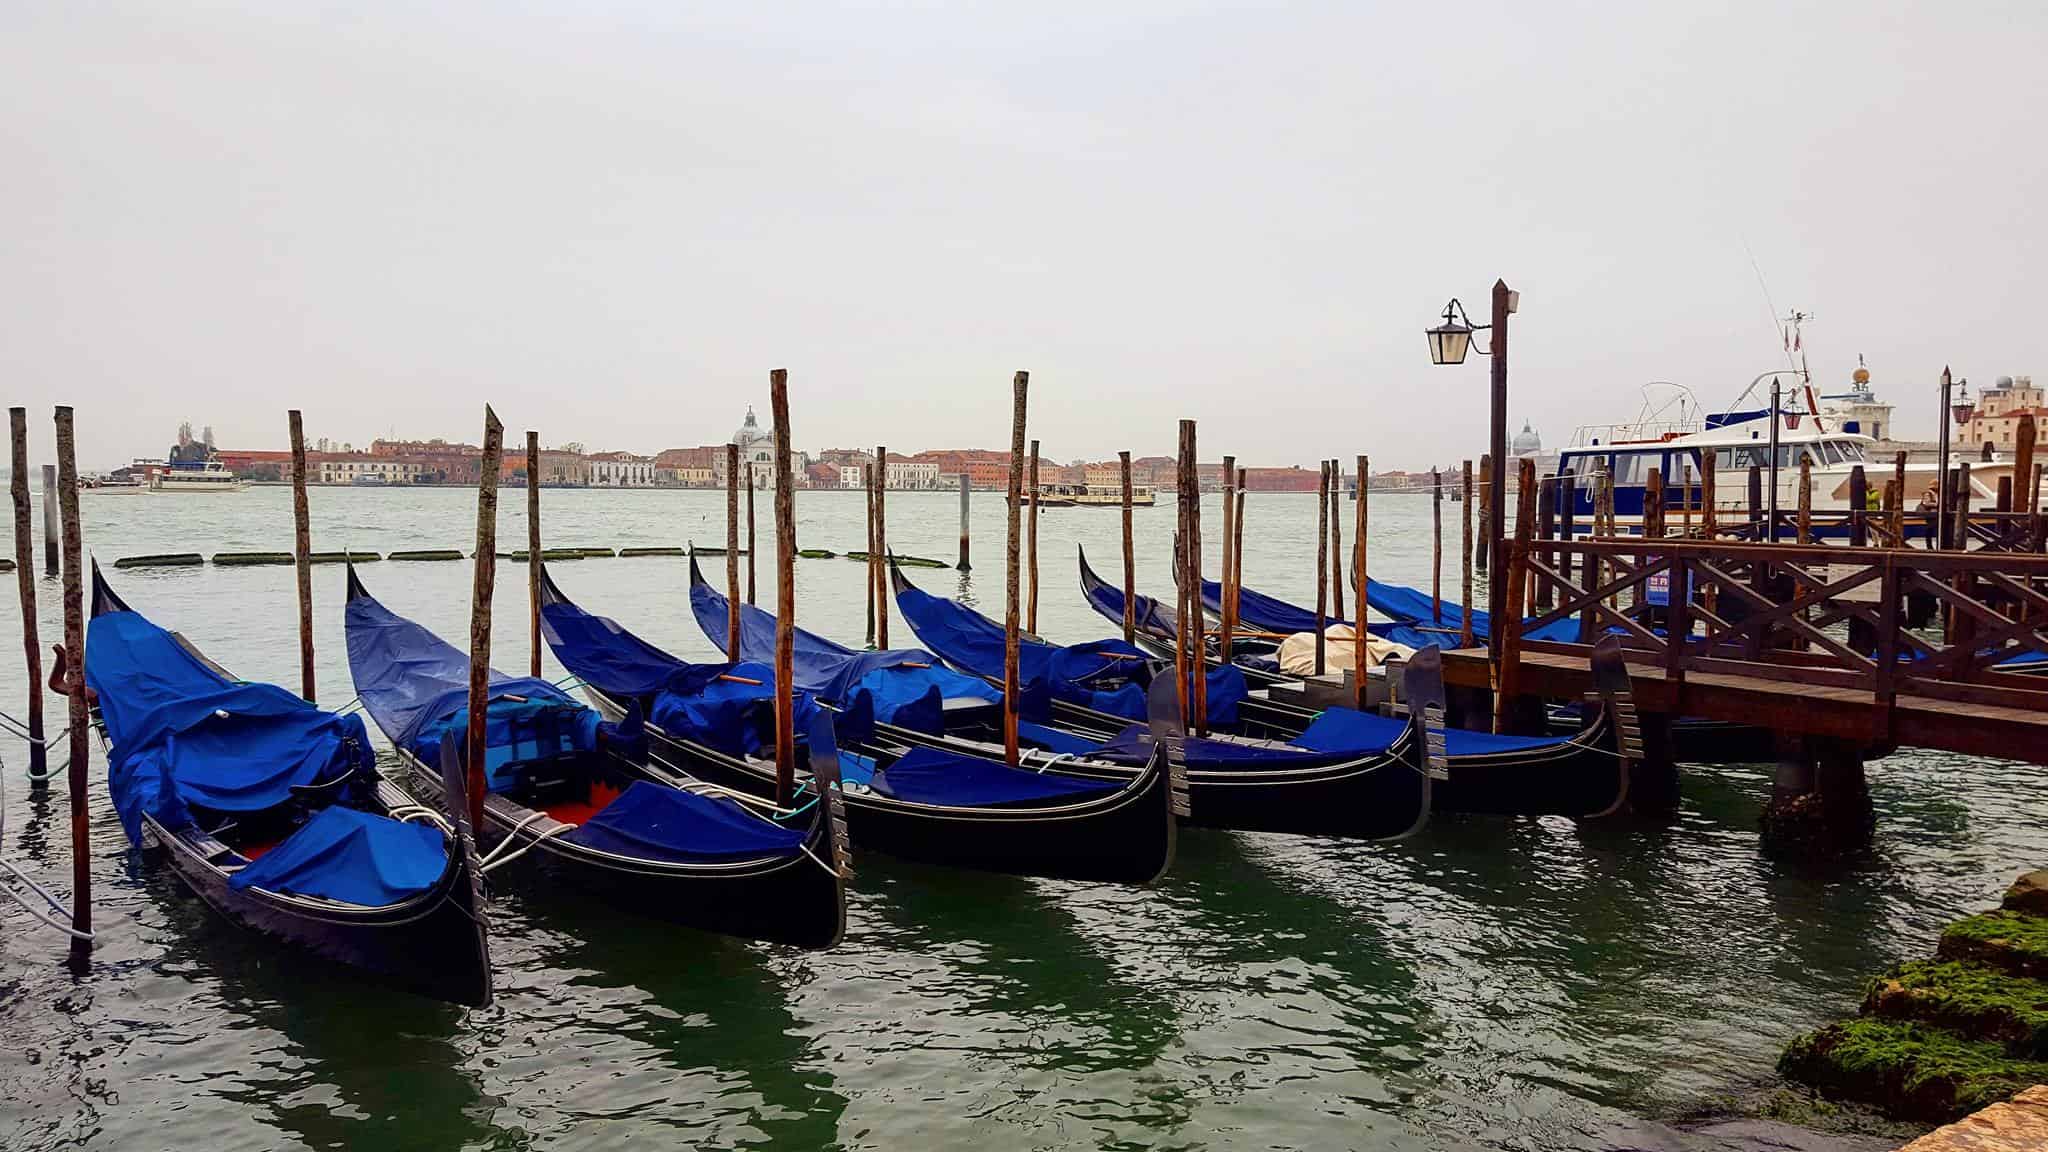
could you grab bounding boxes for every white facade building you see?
[318,456,421,485]
[587,453,657,487]
[886,458,941,489]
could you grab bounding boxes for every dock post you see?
[745,462,756,605]
[957,473,971,572]
[1187,425,1208,733]
[1936,367,1955,545]
[1432,467,1444,622]
[864,464,876,646]
[1475,455,1492,574]
[1219,455,1235,661]
[526,431,542,677]
[1558,470,1577,588]
[1118,451,1135,643]
[54,407,91,958]
[1492,458,1536,734]
[1640,470,1664,616]
[1026,440,1039,636]
[1003,373,1027,765]
[1354,454,1368,711]
[288,411,316,703]
[1847,464,1866,548]
[726,444,742,661]
[1628,712,1682,817]
[1315,461,1329,675]
[2014,415,2037,548]
[1796,456,1813,545]
[1534,474,1555,612]
[42,464,57,575]
[874,444,888,649]
[1233,468,1245,641]
[9,410,45,779]
[1747,464,1763,539]
[1459,460,1475,650]
[1328,460,1346,623]
[1761,734,1875,859]
[769,369,798,805]
[1700,449,1718,539]
[463,406,504,837]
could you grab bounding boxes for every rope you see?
[478,809,572,875]
[0,741,96,943]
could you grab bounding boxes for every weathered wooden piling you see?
[1315,460,1329,675]
[864,464,876,646]
[874,444,888,649]
[463,406,504,836]
[1493,458,1537,734]
[1883,477,1902,547]
[1219,455,1236,661]
[1176,420,1207,733]
[285,411,316,702]
[1534,475,1555,612]
[1475,454,1492,574]
[2015,415,2037,546]
[9,410,44,778]
[745,461,757,605]
[1353,454,1368,710]
[769,370,798,804]
[1119,451,1135,643]
[957,472,971,572]
[1558,470,1577,584]
[722,444,742,660]
[1234,469,1246,640]
[526,431,542,677]
[1847,464,1867,548]
[1432,467,1444,623]
[1638,469,1664,612]
[42,464,57,575]
[1700,449,1718,539]
[1460,460,1475,650]
[1026,439,1039,636]
[54,407,91,955]
[1003,372,1027,766]
[1328,459,1346,623]
[1796,456,1813,544]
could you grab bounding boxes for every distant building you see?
[1817,358,1895,443]
[586,451,657,487]
[1953,374,2041,455]
[318,454,422,485]
[885,454,940,489]
[1512,420,1543,458]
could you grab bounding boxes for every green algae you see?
[1779,1017,2048,1122]
[1939,911,2048,979]
[1864,960,2048,1057]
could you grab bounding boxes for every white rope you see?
[0,740,96,943]
[478,809,573,874]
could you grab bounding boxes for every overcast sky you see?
[4,3,2043,471]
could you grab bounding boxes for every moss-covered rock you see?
[1940,911,2048,981]
[1863,960,2048,1058]
[1778,1018,2048,1123]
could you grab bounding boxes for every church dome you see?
[732,406,768,447]
[1512,420,1543,457]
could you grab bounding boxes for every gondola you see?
[342,564,845,949]
[904,558,1633,820]
[542,562,1182,883]
[888,557,1449,832]
[85,563,493,1006]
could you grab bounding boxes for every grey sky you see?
[4,3,2043,472]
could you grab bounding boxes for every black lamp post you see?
[1427,280,1517,647]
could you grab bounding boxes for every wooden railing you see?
[1500,536,2048,716]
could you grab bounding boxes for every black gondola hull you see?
[149,816,493,1007]
[398,757,845,951]
[582,689,1177,885]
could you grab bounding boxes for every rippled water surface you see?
[2,486,2038,1150]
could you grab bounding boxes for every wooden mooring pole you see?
[1432,466,1444,623]
[769,370,798,804]
[726,444,742,661]
[1460,460,1474,650]
[1354,454,1368,711]
[1003,373,1027,766]
[1219,455,1236,662]
[42,464,57,575]
[874,444,888,649]
[54,407,91,956]
[2015,415,2037,548]
[745,462,757,605]
[1315,460,1329,675]
[526,431,542,677]
[463,406,504,836]
[1492,458,1536,735]
[1119,451,1135,644]
[1234,468,1246,640]
[1328,460,1345,624]
[287,411,316,702]
[9,409,44,779]
[1026,439,1039,636]
[864,464,876,646]
[1475,454,1492,574]
[957,472,971,572]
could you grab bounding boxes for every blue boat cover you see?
[227,805,448,905]
[1080,565,1187,649]
[346,589,601,784]
[1291,706,1569,756]
[689,569,1000,728]
[870,745,1118,807]
[560,779,804,862]
[86,608,378,844]
[1199,579,1322,635]
[896,574,1246,724]
[647,661,826,758]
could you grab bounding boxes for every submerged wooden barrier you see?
[113,553,204,569]
[844,551,947,568]
[388,549,465,561]
[213,550,381,566]
[618,546,685,557]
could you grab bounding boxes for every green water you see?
[0,487,2033,1150]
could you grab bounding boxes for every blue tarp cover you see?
[688,570,1000,728]
[227,805,448,905]
[897,574,1246,724]
[870,745,1118,807]
[1291,706,1568,756]
[347,590,598,766]
[561,779,804,862]
[86,608,377,844]
[1199,580,1321,635]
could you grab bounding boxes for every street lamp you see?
[1425,280,1518,655]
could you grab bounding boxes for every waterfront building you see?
[586,451,658,487]
[1953,374,2042,455]
[1816,359,1896,444]
[318,454,423,485]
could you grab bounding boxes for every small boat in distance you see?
[1035,483,1156,507]
[152,459,249,493]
